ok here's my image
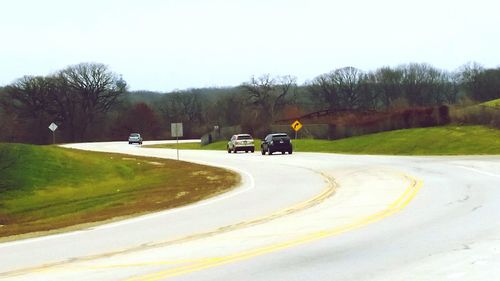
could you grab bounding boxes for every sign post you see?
[171,123,183,160]
[48,122,58,144]
[291,120,302,139]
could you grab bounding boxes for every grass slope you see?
[150,126,500,155]
[0,144,239,238]
[481,98,500,109]
[295,125,500,155]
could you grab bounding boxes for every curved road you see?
[1,141,499,280]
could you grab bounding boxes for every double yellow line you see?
[1,171,337,279]
[126,174,423,281]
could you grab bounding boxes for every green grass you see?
[149,126,500,155]
[0,144,239,238]
[148,142,228,150]
[481,98,500,109]
[147,140,262,151]
[294,126,500,155]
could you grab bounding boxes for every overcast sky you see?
[1,0,499,91]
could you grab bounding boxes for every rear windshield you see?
[272,135,289,141]
[237,135,252,140]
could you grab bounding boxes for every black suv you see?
[261,133,293,155]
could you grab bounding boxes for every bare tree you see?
[308,73,340,110]
[5,76,51,116]
[308,67,364,110]
[159,90,204,123]
[3,76,56,143]
[370,67,403,109]
[332,67,364,109]
[54,63,127,141]
[158,90,207,137]
[212,91,245,126]
[458,62,484,96]
[241,74,297,121]
[398,63,447,106]
[458,62,500,102]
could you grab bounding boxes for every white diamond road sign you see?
[48,122,58,132]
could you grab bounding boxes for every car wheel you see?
[251,149,254,153]
[227,147,231,153]
[261,149,265,155]
[289,150,293,154]
[233,147,237,153]
[129,142,131,144]
[267,147,272,155]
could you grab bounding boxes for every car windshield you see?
[237,135,252,140]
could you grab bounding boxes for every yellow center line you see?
[125,174,423,281]
[1,170,337,278]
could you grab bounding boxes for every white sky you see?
[1,0,499,91]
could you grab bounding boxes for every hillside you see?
[0,144,238,238]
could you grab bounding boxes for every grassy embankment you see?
[0,144,239,239]
[481,98,500,109]
[148,125,500,155]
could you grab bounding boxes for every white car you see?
[227,134,255,153]
[128,133,143,145]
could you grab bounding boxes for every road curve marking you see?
[0,170,336,278]
[0,157,255,247]
[124,174,423,281]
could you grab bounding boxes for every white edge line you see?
[456,165,500,178]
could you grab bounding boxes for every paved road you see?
[1,141,499,280]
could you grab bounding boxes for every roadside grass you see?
[0,144,239,239]
[480,98,500,109]
[147,140,263,151]
[293,125,500,155]
[148,142,226,150]
[149,126,500,155]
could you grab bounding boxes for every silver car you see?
[227,134,255,153]
[128,133,143,145]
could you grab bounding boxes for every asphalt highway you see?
[0,141,499,280]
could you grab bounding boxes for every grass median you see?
[0,144,239,239]
[148,125,500,155]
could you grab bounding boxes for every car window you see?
[272,135,289,141]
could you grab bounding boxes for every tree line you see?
[0,62,499,144]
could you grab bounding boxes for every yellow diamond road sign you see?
[291,120,302,132]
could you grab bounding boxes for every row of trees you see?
[0,62,499,144]
[307,63,496,111]
[1,63,126,143]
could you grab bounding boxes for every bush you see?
[490,110,500,129]
[449,105,500,129]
